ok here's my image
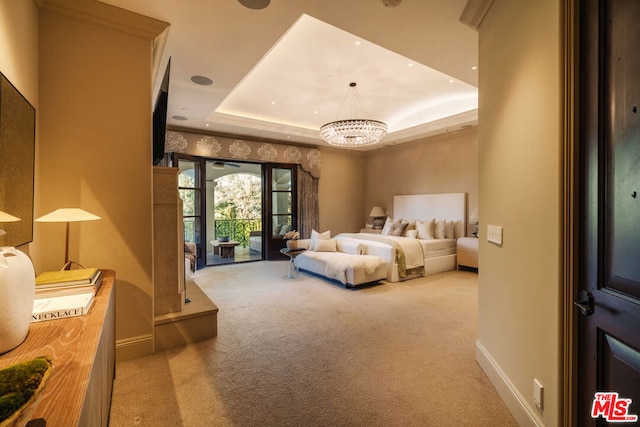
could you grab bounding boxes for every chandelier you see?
[320,82,387,148]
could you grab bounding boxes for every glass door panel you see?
[177,158,203,268]
[266,165,296,259]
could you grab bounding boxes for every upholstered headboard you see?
[393,193,467,238]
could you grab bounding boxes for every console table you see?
[0,270,116,426]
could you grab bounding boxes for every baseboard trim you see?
[116,334,154,362]
[475,340,544,427]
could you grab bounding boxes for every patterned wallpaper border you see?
[165,130,322,178]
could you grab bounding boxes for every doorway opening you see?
[206,160,263,266]
[176,155,298,268]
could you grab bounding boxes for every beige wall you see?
[0,1,39,108]
[317,147,366,235]
[364,127,478,233]
[0,0,39,257]
[477,0,562,425]
[37,1,166,360]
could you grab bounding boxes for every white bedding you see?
[335,233,458,281]
[419,238,456,252]
[335,233,426,280]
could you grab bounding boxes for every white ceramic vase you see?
[0,247,36,354]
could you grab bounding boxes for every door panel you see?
[176,156,204,269]
[578,0,640,424]
[265,164,296,259]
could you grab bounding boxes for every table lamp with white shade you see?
[35,208,101,270]
[369,206,387,229]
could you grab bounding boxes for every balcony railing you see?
[214,219,261,247]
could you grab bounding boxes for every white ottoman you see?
[457,237,479,269]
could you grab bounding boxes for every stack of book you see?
[32,268,103,323]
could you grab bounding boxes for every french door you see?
[264,164,297,260]
[173,155,297,265]
[176,155,205,269]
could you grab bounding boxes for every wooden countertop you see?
[0,270,115,426]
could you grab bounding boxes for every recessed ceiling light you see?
[172,115,188,121]
[449,79,455,83]
[238,0,270,10]
[271,101,276,105]
[191,75,214,86]
[205,123,210,127]
[408,63,414,67]
[355,41,361,46]
[472,65,478,70]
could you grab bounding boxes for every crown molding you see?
[459,0,495,30]
[36,0,168,41]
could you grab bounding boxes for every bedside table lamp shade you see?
[35,208,101,270]
[369,206,386,229]
[0,210,20,237]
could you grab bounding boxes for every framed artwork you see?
[0,72,36,247]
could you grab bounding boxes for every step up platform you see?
[154,277,218,352]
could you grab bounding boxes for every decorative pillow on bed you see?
[434,220,446,239]
[415,218,435,239]
[309,229,331,250]
[313,238,337,252]
[380,217,395,235]
[405,229,418,238]
[445,220,455,239]
[402,220,416,236]
[381,218,408,236]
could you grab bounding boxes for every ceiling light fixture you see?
[382,0,402,7]
[320,82,387,148]
[238,0,270,10]
[191,75,214,86]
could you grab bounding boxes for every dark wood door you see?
[577,0,640,424]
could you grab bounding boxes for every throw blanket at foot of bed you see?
[296,251,387,286]
[335,234,425,280]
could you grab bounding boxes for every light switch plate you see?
[487,225,503,245]
[533,379,544,409]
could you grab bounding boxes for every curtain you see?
[297,166,318,239]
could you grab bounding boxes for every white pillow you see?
[405,229,418,239]
[416,218,435,239]
[434,220,445,239]
[402,220,416,236]
[381,217,395,235]
[445,220,455,239]
[313,238,337,252]
[309,229,331,250]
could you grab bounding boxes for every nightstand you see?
[457,237,478,270]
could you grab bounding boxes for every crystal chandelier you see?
[320,82,387,148]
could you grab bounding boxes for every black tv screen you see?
[152,59,170,165]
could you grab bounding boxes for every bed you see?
[335,193,467,282]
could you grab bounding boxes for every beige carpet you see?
[109,262,517,426]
